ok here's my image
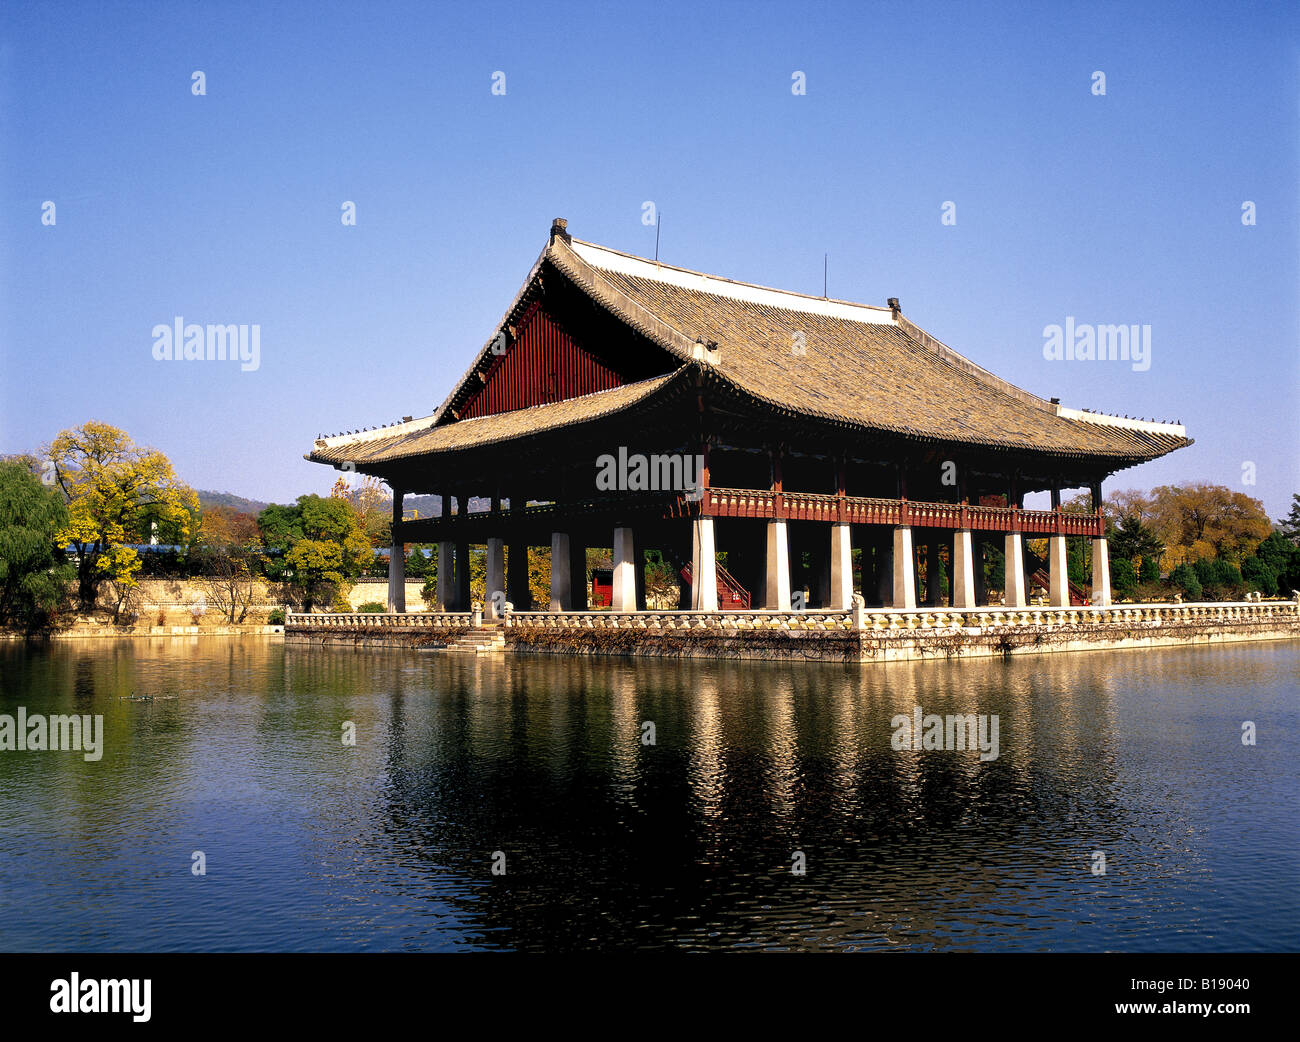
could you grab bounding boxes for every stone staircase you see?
[444,626,507,655]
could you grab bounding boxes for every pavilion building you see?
[307,219,1190,618]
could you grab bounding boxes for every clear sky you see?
[2,0,1296,516]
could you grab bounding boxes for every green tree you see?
[0,460,74,630]
[257,503,305,581]
[1240,557,1278,596]
[281,494,370,610]
[1108,513,1165,570]
[1252,530,1300,593]
[1169,563,1202,600]
[1111,557,1138,599]
[1279,494,1300,545]
[1138,555,1161,584]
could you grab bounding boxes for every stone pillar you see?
[1048,533,1070,607]
[436,540,455,610]
[387,491,405,612]
[1004,532,1027,608]
[455,541,471,611]
[569,540,588,611]
[549,532,571,611]
[1091,537,1111,606]
[892,525,916,609]
[763,519,791,611]
[952,530,977,609]
[692,518,719,611]
[612,526,638,612]
[485,538,505,619]
[829,523,853,610]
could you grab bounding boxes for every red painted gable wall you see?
[461,301,623,418]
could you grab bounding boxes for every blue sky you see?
[2,0,1296,516]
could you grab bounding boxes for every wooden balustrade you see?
[701,488,1104,535]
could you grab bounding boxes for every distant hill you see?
[197,490,271,515]
[193,490,489,522]
[404,494,443,519]
[404,495,496,519]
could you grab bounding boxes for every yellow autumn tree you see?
[1149,482,1271,569]
[45,421,199,608]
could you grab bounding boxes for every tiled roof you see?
[309,375,678,466]
[309,225,1190,468]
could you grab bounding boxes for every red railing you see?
[699,488,1103,536]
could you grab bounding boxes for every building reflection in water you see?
[344,648,1150,951]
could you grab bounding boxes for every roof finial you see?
[550,217,570,243]
[888,298,901,320]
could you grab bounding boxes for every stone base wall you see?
[282,602,1300,663]
[507,616,1299,662]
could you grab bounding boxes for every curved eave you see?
[306,371,689,471]
[696,367,1192,466]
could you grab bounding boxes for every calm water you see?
[0,637,1296,952]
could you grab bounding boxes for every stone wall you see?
[283,601,1300,663]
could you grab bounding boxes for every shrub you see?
[1138,556,1161,584]
[357,601,386,613]
[1193,558,1243,600]
[267,607,286,625]
[1240,557,1278,597]
[1169,563,1202,601]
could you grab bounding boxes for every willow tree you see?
[45,421,198,609]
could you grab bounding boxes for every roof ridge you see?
[569,237,896,321]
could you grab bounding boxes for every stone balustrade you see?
[285,610,473,630]
[283,602,1297,635]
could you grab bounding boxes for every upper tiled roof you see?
[308,223,1190,468]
